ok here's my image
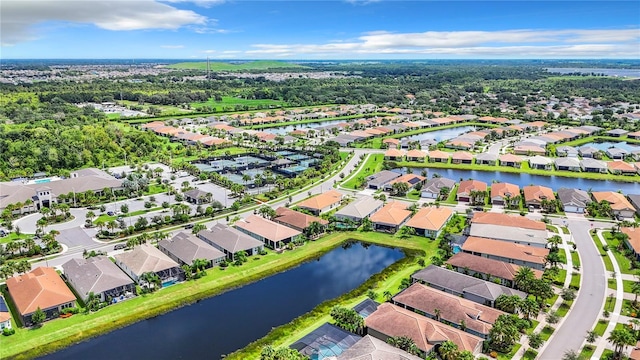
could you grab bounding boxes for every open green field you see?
[602,231,634,274]
[167,60,306,71]
[558,135,640,148]
[341,153,385,189]
[191,96,286,111]
[243,113,393,130]
[0,231,436,360]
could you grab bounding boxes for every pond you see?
[263,119,349,135]
[580,142,640,152]
[41,242,404,360]
[395,168,640,194]
[399,126,476,142]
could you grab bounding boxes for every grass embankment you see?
[602,231,634,274]
[167,60,305,71]
[241,113,393,130]
[225,232,438,360]
[341,154,385,189]
[395,159,640,183]
[591,231,615,272]
[0,231,435,360]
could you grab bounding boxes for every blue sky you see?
[2,1,639,59]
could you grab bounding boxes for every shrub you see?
[489,351,498,358]
[2,328,15,336]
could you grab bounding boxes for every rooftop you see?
[296,189,343,211]
[405,207,453,231]
[235,215,302,242]
[6,267,76,316]
[114,244,179,276]
[198,223,264,253]
[462,236,549,265]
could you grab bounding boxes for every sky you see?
[1,0,639,59]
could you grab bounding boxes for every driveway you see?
[539,218,607,359]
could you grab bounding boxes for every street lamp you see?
[72,187,77,207]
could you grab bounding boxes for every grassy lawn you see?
[621,299,640,317]
[609,278,617,290]
[602,231,634,274]
[561,226,570,235]
[497,344,521,360]
[523,349,538,360]
[191,96,286,111]
[395,159,640,183]
[571,250,580,268]
[406,189,421,200]
[547,225,559,233]
[546,293,559,308]
[526,319,540,335]
[580,345,596,359]
[552,269,567,286]
[540,325,555,341]
[556,300,573,317]
[605,296,616,313]
[591,231,615,272]
[0,232,34,244]
[600,349,615,360]
[444,185,459,204]
[623,279,638,294]
[341,153,384,189]
[570,272,581,290]
[594,319,608,336]
[1,231,438,359]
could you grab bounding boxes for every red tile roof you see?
[6,267,76,316]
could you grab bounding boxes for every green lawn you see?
[580,345,595,359]
[547,225,559,233]
[561,226,570,235]
[526,319,540,335]
[191,96,286,111]
[604,296,616,313]
[594,319,608,336]
[341,153,385,189]
[523,349,538,360]
[602,231,634,274]
[167,60,305,71]
[600,349,615,360]
[623,279,638,294]
[591,232,615,271]
[444,185,459,204]
[553,269,567,286]
[570,272,581,289]
[540,325,555,341]
[608,278,617,290]
[497,344,521,360]
[556,300,573,317]
[0,231,439,360]
[0,232,33,244]
[546,293,559,309]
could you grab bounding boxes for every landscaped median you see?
[0,231,434,360]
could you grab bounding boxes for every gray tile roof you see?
[159,232,225,265]
[412,265,526,302]
[422,177,456,194]
[62,256,133,299]
[114,244,179,276]
[335,196,384,220]
[528,155,553,166]
[554,157,581,167]
[198,223,264,254]
[475,152,498,162]
[337,335,423,360]
[580,158,608,169]
[366,170,401,188]
[469,224,548,246]
[557,188,592,208]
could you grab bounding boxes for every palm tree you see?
[608,327,636,359]
[495,294,521,314]
[514,267,535,292]
[631,281,640,305]
[107,220,118,235]
[519,297,540,322]
[383,290,393,302]
[585,330,599,347]
[438,340,459,360]
[547,235,562,251]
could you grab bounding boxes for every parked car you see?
[113,244,127,250]
[184,223,194,229]
[107,211,115,216]
[0,230,7,237]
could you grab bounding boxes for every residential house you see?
[292,323,363,358]
[554,157,581,172]
[405,207,454,238]
[6,267,76,326]
[556,146,578,157]
[451,151,474,164]
[62,256,135,302]
[469,212,548,248]
[411,265,526,307]
[406,149,427,162]
[158,232,226,268]
[336,335,423,360]
[628,195,640,216]
[578,145,599,158]
[370,201,412,233]
[273,207,328,234]
[421,177,456,200]
[523,185,556,209]
[334,196,384,224]
[296,189,343,215]
[628,131,640,140]
[608,161,637,175]
[606,128,629,137]
[490,182,520,206]
[393,283,505,339]
[461,237,549,271]
[498,154,523,168]
[384,174,426,192]
[528,156,553,170]
[457,180,487,203]
[446,252,543,288]
[366,170,401,190]
[382,138,400,149]
[591,191,637,219]
[622,227,640,260]
[606,147,629,160]
[427,150,450,163]
[514,145,546,156]
[114,244,183,284]
[0,296,11,330]
[183,189,211,204]
[198,223,264,260]
[384,148,405,161]
[365,303,483,356]
[557,188,592,213]
[474,153,497,166]
[235,215,302,249]
[580,158,608,173]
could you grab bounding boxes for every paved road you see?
[539,218,607,359]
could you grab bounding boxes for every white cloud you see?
[344,0,381,5]
[161,45,185,49]
[161,0,225,8]
[244,28,640,58]
[201,49,216,53]
[1,0,207,46]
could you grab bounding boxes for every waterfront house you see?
[622,227,640,260]
[606,128,629,137]
[427,150,450,163]
[384,148,405,161]
[628,195,640,216]
[498,154,523,168]
[291,323,362,359]
[337,335,423,360]
[469,212,548,248]
[421,177,456,200]
[411,265,526,307]
[114,244,183,284]
[406,149,427,162]
[235,215,302,250]
[554,157,581,172]
[523,185,556,209]
[628,131,640,140]
[393,283,505,339]
[557,188,591,213]
[578,145,599,158]
[457,180,487,203]
[451,151,474,165]
[591,191,636,219]
[580,158,608,173]
[556,146,578,157]
[514,145,546,156]
[608,161,637,175]
[6,267,76,326]
[461,237,548,271]
[528,155,553,170]
[158,232,226,268]
[490,182,520,206]
[446,252,543,288]
[370,201,412,233]
[384,174,426,192]
[334,196,384,224]
[296,189,343,215]
[366,170,401,190]
[273,207,328,234]
[382,138,400,149]
[405,207,454,238]
[0,296,11,330]
[198,223,264,260]
[62,256,135,302]
[474,152,497,166]
[606,147,629,160]
[365,303,483,356]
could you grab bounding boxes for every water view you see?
[41,242,404,360]
[400,126,476,142]
[546,68,640,78]
[397,168,640,193]
[581,142,640,152]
